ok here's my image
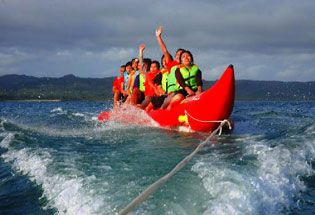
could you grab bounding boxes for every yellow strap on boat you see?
[178,115,188,124]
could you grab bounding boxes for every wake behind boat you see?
[98,64,235,133]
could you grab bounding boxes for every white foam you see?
[107,104,159,127]
[51,107,63,113]
[72,112,100,125]
[177,126,193,133]
[72,112,84,117]
[192,138,315,215]
[192,161,256,214]
[306,124,315,134]
[51,108,94,124]
[0,118,123,140]
[91,116,98,121]
[1,147,111,214]
[0,119,6,131]
[51,107,67,115]
[0,132,15,148]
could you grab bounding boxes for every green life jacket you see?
[178,64,199,90]
[161,68,168,92]
[166,65,179,93]
[139,74,146,92]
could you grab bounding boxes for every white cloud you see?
[0,48,36,67]
[100,48,134,61]
[0,0,314,80]
[56,50,71,56]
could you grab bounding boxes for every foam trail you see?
[1,140,111,214]
[72,112,85,117]
[107,104,159,127]
[0,132,15,148]
[0,117,150,142]
[192,138,315,215]
[51,107,67,115]
[0,119,6,131]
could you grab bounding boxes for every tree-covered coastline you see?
[1,74,314,101]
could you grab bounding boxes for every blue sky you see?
[0,0,314,81]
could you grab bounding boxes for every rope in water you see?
[118,119,231,215]
[184,110,232,135]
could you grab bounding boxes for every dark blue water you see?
[0,101,314,214]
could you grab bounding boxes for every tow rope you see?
[184,110,232,135]
[119,119,231,215]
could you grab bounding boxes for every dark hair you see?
[143,58,152,68]
[176,48,185,55]
[120,65,125,68]
[151,60,160,69]
[131,58,139,63]
[160,54,173,66]
[125,61,132,67]
[179,50,194,64]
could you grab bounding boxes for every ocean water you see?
[0,101,314,215]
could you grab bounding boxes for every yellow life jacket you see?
[139,74,145,92]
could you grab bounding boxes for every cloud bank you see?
[0,0,314,80]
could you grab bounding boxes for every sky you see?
[0,0,314,81]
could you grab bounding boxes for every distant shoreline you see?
[1,74,314,101]
[1,99,62,102]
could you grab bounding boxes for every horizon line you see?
[0,73,314,83]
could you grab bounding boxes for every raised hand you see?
[139,43,145,52]
[155,26,163,37]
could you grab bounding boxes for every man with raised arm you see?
[155,26,185,109]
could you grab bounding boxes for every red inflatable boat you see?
[98,65,235,133]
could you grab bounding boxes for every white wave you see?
[192,159,256,214]
[0,119,134,143]
[107,104,159,128]
[51,107,67,115]
[306,124,315,134]
[1,147,111,214]
[72,112,85,117]
[0,132,15,148]
[0,119,10,135]
[72,112,99,125]
[192,138,315,215]
[51,107,63,113]
[51,108,96,124]
[0,119,6,131]
[91,116,99,121]
[177,126,193,133]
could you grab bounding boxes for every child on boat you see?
[112,64,125,108]
[131,46,151,106]
[122,62,134,103]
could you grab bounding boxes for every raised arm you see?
[138,44,148,76]
[156,26,172,64]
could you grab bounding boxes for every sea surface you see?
[0,101,314,215]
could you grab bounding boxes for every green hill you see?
[0,74,114,101]
[0,74,314,101]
